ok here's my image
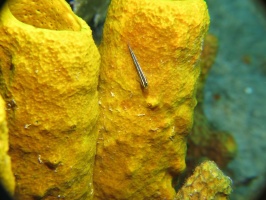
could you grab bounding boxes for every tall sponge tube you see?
[0,0,100,199]
[93,0,210,199]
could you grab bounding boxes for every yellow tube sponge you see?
[176,161,232,199]
[0,95,15,195]
[0,1,100,199]
[93,0,209,199]
[8,0,81,31]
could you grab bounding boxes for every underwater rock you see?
[0,96,15,195]
[0,0,100,199]
[93,0,209,199]
[176,161,232,199]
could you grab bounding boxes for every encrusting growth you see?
[176,161,232,200]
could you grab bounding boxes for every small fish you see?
[127,44,148,88]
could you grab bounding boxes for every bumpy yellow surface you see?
[93,0,209,199]
[0,1,100,199]
[176,161,232,199]
[8,0,81,31]
[0,96,15,195]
